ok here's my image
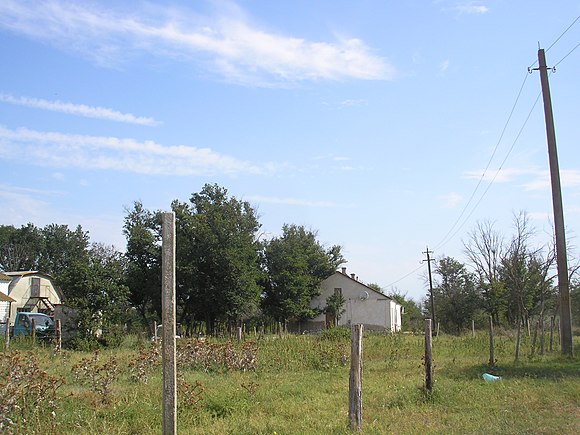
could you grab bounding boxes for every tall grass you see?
[1,331,579,434]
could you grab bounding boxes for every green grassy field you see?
[2,330,579,434]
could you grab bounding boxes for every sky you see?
[1,0,580,303]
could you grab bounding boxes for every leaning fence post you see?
[488,316,494,368]
[349,324,363,431]
[424,319,433,393]
[161,212,177,435]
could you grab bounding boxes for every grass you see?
[1,330,579,434]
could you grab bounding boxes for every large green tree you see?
[174,184,262,334]
[429,256,482,333]
[0,223,44,272]
[123,201,162,323]
[261,224,344,323]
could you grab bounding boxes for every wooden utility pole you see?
[423,247,436,334]
[535,48,573,356]
[161,212,177,435]
[348,324,363,431]
[424,319,433,393]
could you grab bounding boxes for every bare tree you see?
[463,220,504,323]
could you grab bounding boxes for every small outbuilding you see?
[3,271,64,325]
[298,267,402,333]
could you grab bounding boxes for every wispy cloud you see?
[0,0,394,86]
[439,59,450,73]
[523,169,580,191]
[0,94,160,126]
[246,195,353,208]
[452,2,490,15]
[463,166,580,192]
[439,192,463,208]
[0,126,269,177]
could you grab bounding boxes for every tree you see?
[325,292,346,327]
[261,224,344,323]
[0,223,44,272]
[72,243,130,341]
[388,288,423,333]
[429,256,481,334]
[498,212,556,326]
[123,201,162,323]
[174,184,262,334]
[463,220,505,324]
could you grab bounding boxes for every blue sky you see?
[1,0,579,302]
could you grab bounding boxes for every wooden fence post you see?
[236,326,242,343]
[31,318,36,344]
[424,319,433,393]
[161,212,177,435]
[472,319,475,338]
[55,319,62,353]
[5,315,10,350]
[515,318,522,364]
[488,316,494,368]
[549,316,555,352]
[349,324,363,431]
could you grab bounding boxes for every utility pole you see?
[532,48,573,356]
[423,247,436,334]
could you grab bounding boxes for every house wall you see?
[1,279,12,325]
[301,272,394,332]
[7,275,62,324]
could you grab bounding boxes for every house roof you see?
[4,271,65,301]
[0,291,16,302]
[333,270,396,302]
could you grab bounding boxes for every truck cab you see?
[12,312,55,338]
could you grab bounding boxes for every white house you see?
[0,273,16,335]
[3,271,64,325]
[300,267,402,332]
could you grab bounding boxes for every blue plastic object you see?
[482,373,501,382]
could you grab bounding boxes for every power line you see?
[433,72,530,251]
[554,41,580,68]
[529,13,580,68]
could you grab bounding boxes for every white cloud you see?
[0,183,125,248]
[0,0,395,86]
[452,2,490,15]
[0,125,268,177]
[246,195,353,208]
[439,192,463,208]
[0,94,160,126]
[439,59,450,73]
[523,169,580,191]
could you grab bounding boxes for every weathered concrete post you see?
[424,319,433,393]
[349,324,363,431]
[161,212,177,435]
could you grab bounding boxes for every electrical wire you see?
[433,72,530,251]
[529,13,580,68]
[554,41,580,68]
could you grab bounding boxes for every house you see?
[298,267,402,333]
[0,273,16,334]
[3,271,64,325]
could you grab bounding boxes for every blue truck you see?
[12,312,55,339]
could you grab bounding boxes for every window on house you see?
[334,288,342,297]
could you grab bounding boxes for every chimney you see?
[341,267,347,274]
[350,273,356,280]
